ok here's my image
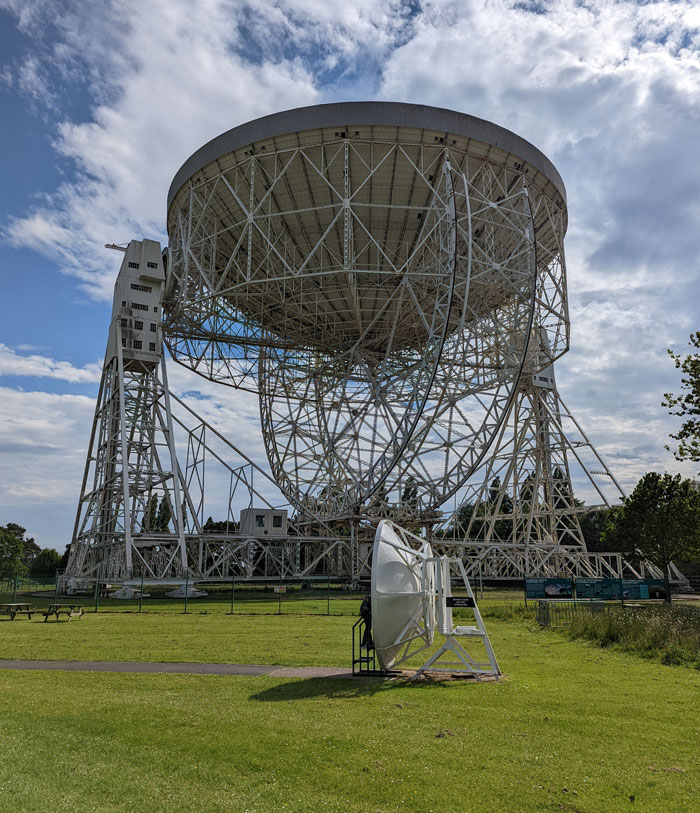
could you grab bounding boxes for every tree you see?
[602,472,700,602]
[59,544,71,570]
[29,548,61,578]
[155,496,172,532]
[143,494,159,532]
[663,332,700,467]
[0,525,26,579]
[578,508,612,552]
[203,516,238,534]
[2,523,39,566]
[401,476,418,508]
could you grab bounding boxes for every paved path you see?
[0,659,356,678]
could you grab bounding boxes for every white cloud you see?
[0,355,285,550]
[16,54,55,108]
[3,0,414,300]
[375,0,700,487]
[0,386,95,549]
[0,344,102,383]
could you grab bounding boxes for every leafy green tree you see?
[22,536,41,565]
[0,525,26,579]
[2,523,39,566]
[578,508,612,552]
[155,496,172,532]
[143,494,159,532]
[401,476,418,508]
[436,502,474,539]
[663,332,700,467]
[29,548,61,578]
[602,472,700,601]
[203,516,239,534]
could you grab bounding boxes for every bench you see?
[42,604,84,622]
[0,602,33,620]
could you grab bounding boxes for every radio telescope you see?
[164,102,569,522]
[66,102,585,586]
[370,520,499,676]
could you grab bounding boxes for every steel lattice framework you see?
[69,104,667,588]
[164,102,569,521]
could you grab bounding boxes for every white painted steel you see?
[371,519,499,676]
[164,102,569,521]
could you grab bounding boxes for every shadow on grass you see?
[250,674,455,702]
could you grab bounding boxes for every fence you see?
[536,600,609,628]
[0,575,366,617]
[1,575,532,619]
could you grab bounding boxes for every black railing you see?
[536,599,607,628]
[352,617,383,675]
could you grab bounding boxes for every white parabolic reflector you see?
[371,520,434,670]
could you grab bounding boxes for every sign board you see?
[446,596,475,608]
[273,585,287,593]
[526,578,573,599]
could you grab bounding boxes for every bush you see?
[565,604,700,667]
[454,603,535,622]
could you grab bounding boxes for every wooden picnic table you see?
[0,602,34,620]
[42,604,84,622]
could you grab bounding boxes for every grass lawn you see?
[1,612,699,811]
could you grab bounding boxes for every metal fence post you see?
[327,569,330,616]
[184,571,189,614]
[229,574,235,615]
[139,572,144,613]
[12,572,18,603]
[54,574,59,604]
[94,567,100,612]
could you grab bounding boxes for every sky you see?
[1,0,699,552]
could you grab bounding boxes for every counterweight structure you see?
[67,241,188,581]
